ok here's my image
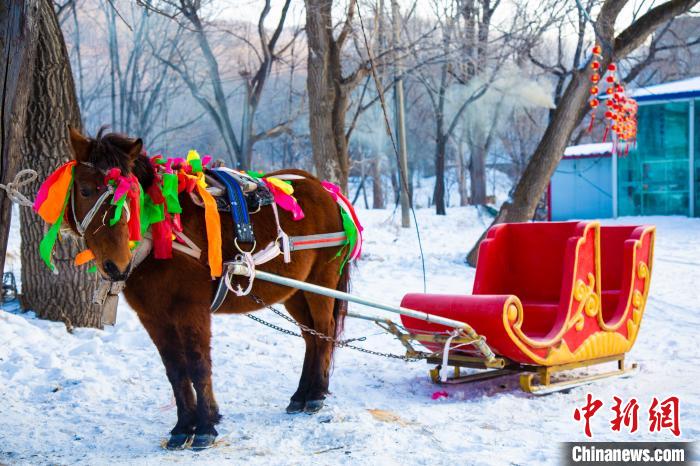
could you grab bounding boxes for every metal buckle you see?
[234,237,256,254]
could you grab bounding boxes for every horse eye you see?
[79,187,94,197]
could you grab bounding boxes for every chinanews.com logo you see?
[562,393,696,465]
[563,442,694,465]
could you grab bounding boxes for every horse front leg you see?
[180,309,221,451]
[139,318,197,450]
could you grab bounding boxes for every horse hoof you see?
[287,400,304,414]
[304,399,324,414]
[166,433,193,450]
[286,400,305,414]
[191,433,217,451]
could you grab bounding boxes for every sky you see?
[213,0,700,35]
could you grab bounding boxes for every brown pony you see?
[65,128,349,450]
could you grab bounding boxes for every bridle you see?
[70,161,130,238]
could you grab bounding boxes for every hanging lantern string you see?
[586,43,638,153]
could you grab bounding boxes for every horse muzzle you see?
[102,259,132,282]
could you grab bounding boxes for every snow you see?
[2,207,699,465]
[627,75,700,101]
[564,142,613,157]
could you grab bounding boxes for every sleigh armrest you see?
[399,293,534,362]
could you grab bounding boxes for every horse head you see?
[67,127,143,281]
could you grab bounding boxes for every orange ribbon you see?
[36,161,77,224]
[74,249,95,266]
[194,182,222,278]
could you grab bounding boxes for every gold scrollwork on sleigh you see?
[570,273,600,331]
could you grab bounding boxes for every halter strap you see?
[71,184,115,236]
[70,162,131,237]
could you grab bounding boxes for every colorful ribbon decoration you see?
[104,168,141,241]
[74,249,95,266]
[195,177,222,278]
[34,161,77,224]
[321,181,364,270]
[141,151,222,278]
[33,161,77,270]
[264,176,305,221]
[34,151,359,279]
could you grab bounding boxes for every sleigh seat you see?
[400,221,655,372]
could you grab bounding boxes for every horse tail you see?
[333,265,350,341]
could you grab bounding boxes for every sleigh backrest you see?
[599,225,655,323]
[473,221,590,305]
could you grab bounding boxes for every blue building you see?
[550,76,700,220]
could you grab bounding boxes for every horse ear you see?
[128,138,143,162]
[68,126,90,162]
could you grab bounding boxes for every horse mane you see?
[88,126,155,190]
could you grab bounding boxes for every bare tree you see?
[304,0,369,190]
[20,0,102,328]
[142,0,297,169]
[467,0,700,264]
[1,0,41,277]
[407,0,498,214]
[498,107,546,182]
[106,3,188,143]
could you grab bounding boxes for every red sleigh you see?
[397,221,655,394]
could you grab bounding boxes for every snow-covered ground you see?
[1,207,698,465]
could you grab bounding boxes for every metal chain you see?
[245,312,303,338]
[247,295,426,362]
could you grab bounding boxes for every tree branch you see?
[337,0,358,48]
[614,0,700,57]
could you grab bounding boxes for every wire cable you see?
[355,5,427,292]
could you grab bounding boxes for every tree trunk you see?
[433,135,447,215]
[390,168,398,204]
[240,87,253,169]
[19,0,101,328]
[372,157,385,209]
[469,144,487,205]
[457,142,468,206]
[305,0,349,190]
[0,0,40,277]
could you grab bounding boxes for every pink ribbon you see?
[104,168,141,241]
[265,180,305,221]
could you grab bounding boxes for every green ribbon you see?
[247,170,265,179]
[140,191,165,235]
[334,209,358,272]
[109,195,127,227]
[189,158,203,173]
[162,173,181,214]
